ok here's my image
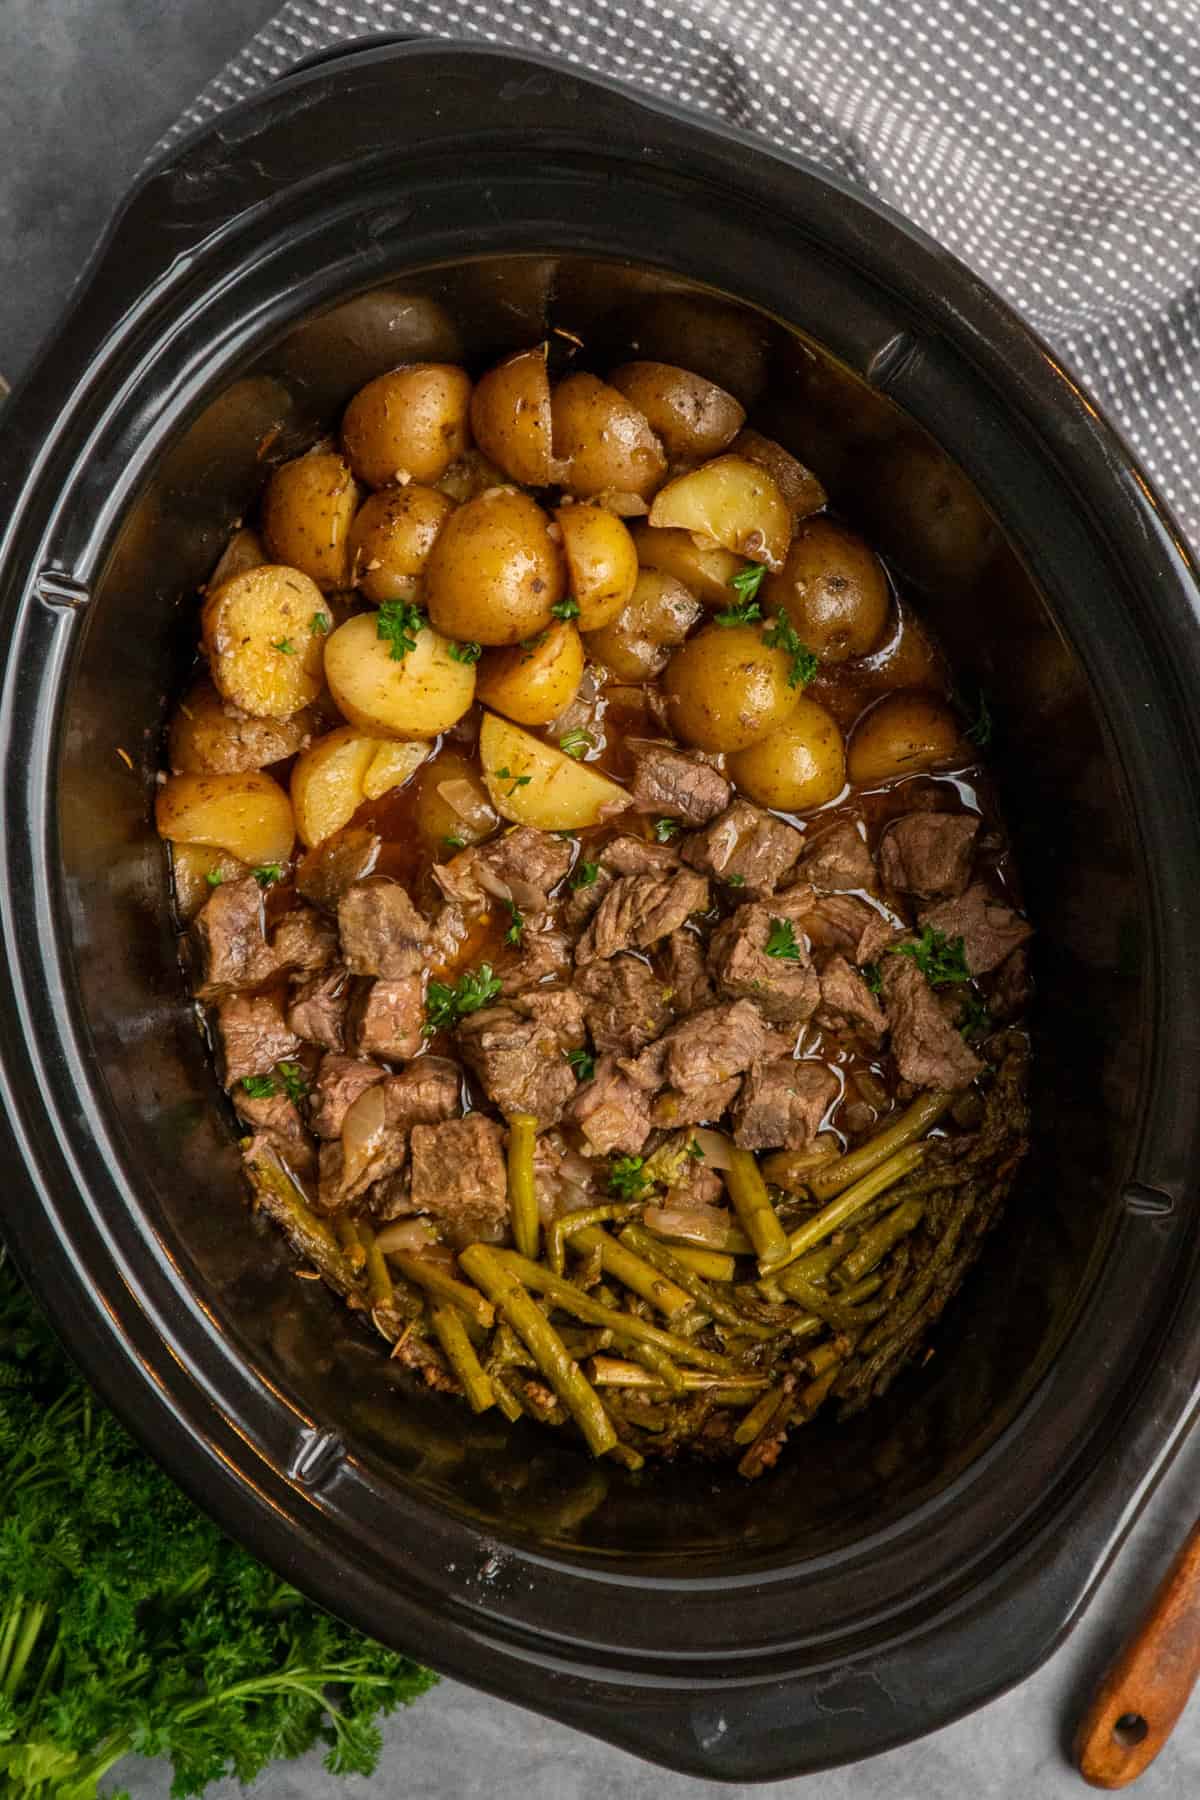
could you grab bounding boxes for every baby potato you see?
[630,523,750,608]
[423,488,564,646]
[480,712,630,830]
[208,527,267,590]
[648,455,791,570]
[201,565,326,719]
[584,569,702,682]
[170,843,249,922]
[168,674,317,774]
[551,373,667,501]
[291,724,429,847]
[341,363,472,488]
[727,697,846,811]
[324,611,475,738]
[414,747,498,849]
[731,429,827,520]
[155,770,295,867]
[846,689,962,785]
[555,503,638,631]
[476,622,585,727]
[664,622,799,752]
[764,518,889,663]
[607,362,745,463]
[469,346,553,486]
[261,451,359,590]
[348,484,454,604]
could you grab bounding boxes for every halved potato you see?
[608,362,745,463]
[348,484,454,604]
[414,747,498,849]
[324,611,476,738]
[261,452,359,589]
[291,724,429,847]
[208,527,267,590]
[727,697,846,811]
[648,455,792,570]
[476,622,585,727]
[584,569,702,683]
[341,364,472,488]
[731,429,827,520]
[629,523,750,608]
[170,843,249,921]
[479,712,630,829]
[168,675,317,775]
[555,504,638,631]
[469,346,553,486]
[201,565,327,719]
[846,690,962,785]
[362,739,431,800]
[551,373,667,501]
[155,771,295,866]
[423,488,563,646]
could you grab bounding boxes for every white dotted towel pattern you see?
[164,0,1200,551]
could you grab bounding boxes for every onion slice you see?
[340,1082,387,1189]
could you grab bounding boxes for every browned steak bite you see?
[782,888,899,965]
[681,800,803,897]
[232,1087,315,1178]
[987,945,1032,1021]
[707,904,821,1025]
[408,1114,509,1242]
[495,927,572,997]
[287,964,350,1051]
[457,987,587,1123]
[630,743,732,824]
[651,1078,742,1130]
[880,957,983,1090]
[308,1052,387,1139]
[270,905,339,975]
[878,812,979,901]
[384,1057,462,1129]
[795,818,876,892]
[816,954,888,1044]
[296,826,381,912]
[338,878,428,978]
[733,1059,840,1150]
[192,877,274,1000]
[313,1059,461,1214]
[661,998,771,1089]
[568,1054,653,1155]
[918,883,1033,976]
[217,993,300,1088]
[575,869,709,964]
[603,835,682,876]
[662,928,714,1015]
[434,825,572,913]
[350,974,425,1061]
[576,954,673,1056]
[317,1127,407,1213]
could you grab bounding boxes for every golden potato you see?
[584,569,702,682]
[479,712,630,830]
[664,623,799,752]
[731,429,827,520]
[551,373,667,501]
[727,697,846,811]
[846,690,962,785]
[341,363,472,488]
[155,771,295,867]
[208,527,267,590]
[630,523,750,608]
[648,455,791,570]
[423,488,563,646]
[476,623,585,727]
[362,739,431,800]
[323,610,475,738]
[555,504,638,631]
[201,565,326,719]
[607,362,745,463]
[260,451,359,589]
[291,724,428,847]
[170,843,249,921]
[168,675,317,774]
[348,484,454,604]
[469,346,553,486]
[613,296,769,407]
[414,747,498,849]
[764,519,889,663]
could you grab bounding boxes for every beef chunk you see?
[269,905,339,975]
[192,877,273,1000]
[351,974,425,1061]
[217,993,300,1088]
[988,945,1033,1021]
[880,956,983,1090]
[312,1059,460,1212]
[630,744,732,824]
[287,964,349,1051]
[434,825,572,912]
[232,1087,315,1177]
[296,827,381,912]
[879,812,979,900]
[308,1053,387,1139]
[338,878,427,978]
[919,883,1034,975]
[603,835,682,876]
[662,928,714,1015]
[576,954,672,1056]
[663,1155,725,1209]
[317,1125,408,1213]
[409,1114,509,1242]
[660,999,771,1089]
[495,928,572,997]
[457,986,586,1123]
[681,800,802,896]
[783,889,899,964]
[816,955,888,1044]
[384,1057,462,1130]
[707,904,821,1025]
[733,1059,839,1150]
[575,869,709,964]
[568,1055,653,1155]
[651,1078,742,1129]
[796,818,876,892]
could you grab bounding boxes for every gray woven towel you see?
[164,0,1200,552]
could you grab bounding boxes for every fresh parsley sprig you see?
[449,639,482,664]
[890,925,971,987]
[423,964,503,1034]
[765,917,802,960]
[376,600,425,662]
[567,1046,596,1082]
[763,611,818,688]
[608,1154,650,1199]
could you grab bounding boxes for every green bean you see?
[571,1225,694,1322]
[808,1092,953,1201]
[589,1357,770,1395]
[726,1147,790,1267]
[769,1145,926,1274]
[759,1140,840,1195]
[834,1199,926,1286]
[767,1267,889,1329]
[506,1112,541,1260]
[460,1245,618,1459]
[737,1376,797,1479]
[547,1204,641,1278]
[430,1305,496,1414]
[355,1221,395,1313]
[335,1216,367,1272]
[607,1442,646,1471]
[733,1381,792,1445]
[669,1246,737,1282]
[388,1252,496,1330]
[491,1373,525,1423]
[625,1340,687,1395]
[618,1223,772,1337]
[243,1148,361,1298]
[797,1364,839,1416]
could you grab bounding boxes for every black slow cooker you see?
[1,40,1199,1782]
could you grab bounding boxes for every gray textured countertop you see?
[3,3,1200,1794]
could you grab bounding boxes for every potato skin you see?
[168,675,316,774]
[584,569,702,682]
[348,484,454,604]
[607,362,745,463]
[551,373,667,501]
[479,712,630,830]
[727,697,846,811]
[630,524,749,608]
[648,454,792,570]
[208,527,267,590]
[261,452,359,590]
[846,689,962,785]
[341,363,472,488]
[201,565,326,719]
[290,724,428,847]
[476,622,585,727]
[155,770,295,867]
[764,518,890,663]
[323,611,475,738]
[731,429,827,520]
[469,347,553,487]
[423,488,564,646]
[169,843,249,922]
[664,622,799,752]
[556,504,638,631]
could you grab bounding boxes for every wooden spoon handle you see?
[1076,1514,1200,1787]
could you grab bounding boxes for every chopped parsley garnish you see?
[725,872,746,887]
[608,1154,649,1199]
[687,1137,705,1161]
[271,638,296,656]
[443,832,467,850]
[423,964,503,1035]
[551,596,582,620]
[449,639,482,664]
[763,612,818,689]
[376,600,425,661]
[493,766,533,797]
[504,901,525,947]
[890,926,971,988]
[569,860,600,890]
[714,599,763,627]
[964,689,993,748]
[958,993,991,1038]
[239,1074,277,1099]
[862,961,883,995]
[277,1061,308,1105]
[519,631,548,652]
[251,863,283,888]
[715,563,767,624]
[765,917,802,960]
[204,868,224,889]
[567,1046,596,1082]
[653,817,681,843]
[309,611,331,635]
[559,727,594,760]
